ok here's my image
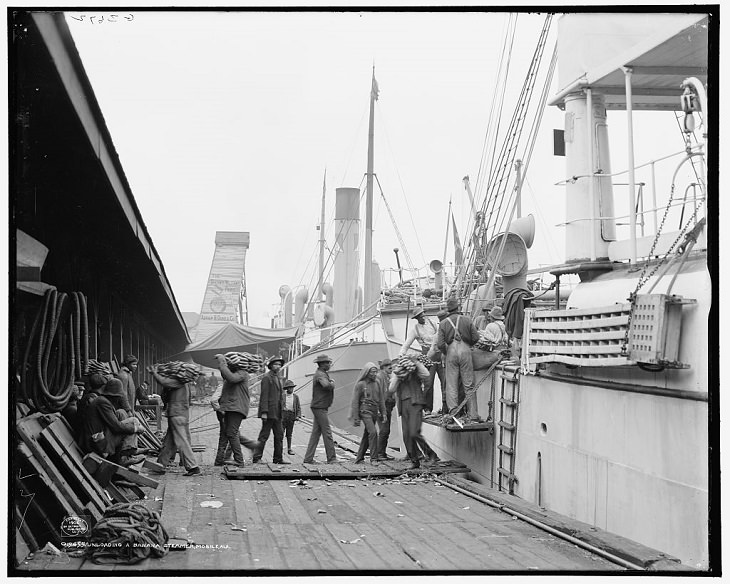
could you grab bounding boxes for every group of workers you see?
[69,295,523,476]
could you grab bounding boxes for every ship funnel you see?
[278,285,292,327]
[429,259,444,291]
[508,214,535,248]
[294,287,309,324]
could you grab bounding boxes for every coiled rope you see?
[86,503,168,564]
[20,287,88,413]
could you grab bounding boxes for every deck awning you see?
[180,323,301,368]
[549,13,709,110]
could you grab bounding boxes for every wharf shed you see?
[11,11,190,385]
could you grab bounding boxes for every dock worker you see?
[482,306,509,351]
[376,359,396,460]
[473,305,490,331]
[116,355,139,413]
[303,354,338,464]
[212,354,261,467]
[253,356,289,465]
[350,362,387,465]
[387,356,439,469]
[436,297,481,421]
[282,380,301,455]
[78,376,144,467]
[149,366,200,476]
[400,307,443,414]
[428,310,450,415]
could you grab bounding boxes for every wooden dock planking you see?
[268,523,321,570]
[397,481,502,525]
[375,517,461,571]
[295,523,356,571]
[244,524,286,570]
[159,478,193,539]
[231,480,264,525]
[373,481,463,525]
[322,522,390,571]
[251,482,289,524]
[268,481,314,524]
[398,516,486,571]
[351,522,423,570]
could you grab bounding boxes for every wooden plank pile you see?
[133,410,163,453]
[14,411,159,561]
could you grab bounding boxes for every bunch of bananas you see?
[86,359,112,376]
[392,355,417,379]
[153,361,202,383]
[222,352,264,373]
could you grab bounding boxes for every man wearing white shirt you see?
[399,307,444,413]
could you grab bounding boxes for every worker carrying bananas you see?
[399,307,444,414]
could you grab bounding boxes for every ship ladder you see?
[496,368,520,494]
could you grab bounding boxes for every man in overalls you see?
[436,297,481,421]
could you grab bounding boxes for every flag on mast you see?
[371,75,379,101]
[452,212,463,267]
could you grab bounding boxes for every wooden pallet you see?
[223,459,470,481]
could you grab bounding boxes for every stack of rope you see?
[85,503,168,564]
[392,356,416,379]
[152,361,201,384]
[222,351,264,373]
[20,288,88,413]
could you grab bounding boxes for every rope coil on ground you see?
[86,503,168,564]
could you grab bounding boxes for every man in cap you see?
[400,307,444,414]
[281,380,301,455]
[436,297,481,421]
[149,366,200,476]
[116,355,139,413]
[303,354,337,464]
[253,356,289,464]
[428,309,450,414]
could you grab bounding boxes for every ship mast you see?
[317,168,326,302]
[363,67,378,314]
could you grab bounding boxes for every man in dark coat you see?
[387,357,439,469]
[116,355,138,413]
[281,380,301,455]
[303,354,337,464]
[212,354,260,467]
[253,356,289,464]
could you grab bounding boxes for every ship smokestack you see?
[278,285,292,327]
[334,187,360,323]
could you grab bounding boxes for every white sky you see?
[63,7,709,328]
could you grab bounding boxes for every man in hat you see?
[428,309,450,414]
[281,380,301,455]
[482,306,509,350]
[78,376,144,466]
[400,307,443,414]
[253,356,289,464]
[116,355,139,413]
[350,363,386,465]
[303,354,337,464]
[436,297,481,421]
